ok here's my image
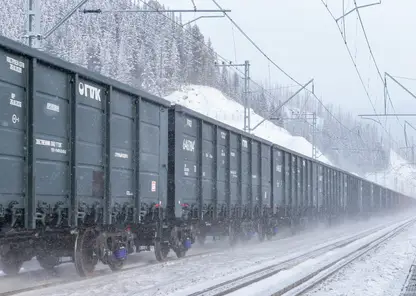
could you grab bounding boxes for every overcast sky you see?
[156,0,416,147]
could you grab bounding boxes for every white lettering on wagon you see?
[9,93,22,108]
[115,152,128,159]
[6,56,25,74]
[46,102,60,113]
[35,138,66,154]
[78,82,101,102]
[182,139,195,152]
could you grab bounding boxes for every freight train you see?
[0,35,413,277]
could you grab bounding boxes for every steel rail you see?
[186,218,415,296]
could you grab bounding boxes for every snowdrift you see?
[165,85,332,165]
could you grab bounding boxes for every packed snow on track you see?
[303,217,416,296]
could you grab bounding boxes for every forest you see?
[0,0,398,174]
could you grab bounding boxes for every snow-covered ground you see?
[7,211,413,296]
[304,220,416,296]
[165,85,416,198]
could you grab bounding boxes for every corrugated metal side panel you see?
[261,143,271,211]
[284,151,291,208]
[302,158,307,208]
[347,176,353,214]
[33,63,70,228]
[172,111,200,218]
[323,167,328,211]
[381,188,386,209]
[201,121,215,219]
[230,132,240,210]
[295,156,300,209]
[317,164,323,211]
[332,169,336,212]
[309,160,314,208]
[312,162,317,208]
[251,140,260,217]
[241,136,251,216]
[342,173,347,212]
[291,154,296,208]
[272,147,284,211]
[109,89,137,224]
[217,126,229,217]
[333,171,337,212]
[75,76,106,225]
[139,99,167,215]
[0,47,28,228]
[305,160,311,208]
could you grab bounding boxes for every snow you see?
[7,211,414,296]
[164,85,416,198]
[366,150,416,197]
[225,218,414,296]
[304,221,416,296]
[164,85,333,165]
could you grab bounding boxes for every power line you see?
[392,75,416,82]
[211,0,377,144]
[211,0,305,88]
[140,0,376,154]
[320,0,400,148]
[353,1,402,127]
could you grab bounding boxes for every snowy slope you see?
[165,85,332,165]
[366,150,416,197]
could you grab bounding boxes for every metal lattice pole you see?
[215,61,250,132]
[26,0,41,48]
[244,60,250,132]
[312,112,317,159]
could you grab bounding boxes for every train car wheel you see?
[154,241,169,262]
[37,254,60,271]
[74,228,98,277]
[257,221,265,242]
[108,258,124,271]
[1,255,23,276]
[175,249,186,258]
[228,224,238,246]
[197,234,206,245]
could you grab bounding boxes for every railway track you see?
[0,217,412,296]
[185,218,416,296]
[275,218,416,296]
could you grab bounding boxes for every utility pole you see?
[26,0,41,48]
[25,0,91,48]
[312,112,317,159]
[244,60,250,133]
[215,60,250,132]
